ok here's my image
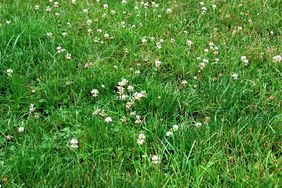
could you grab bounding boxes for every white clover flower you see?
[117,86,125,94]
[194,122,202,127]
[121,0,127,4]
[166,131,173,137]
[56,46,65,53]
[231,73,238,80]
[84,62,93,68]
[118,79,128,86]
[7,69,13,77]
[141,37,147,44]
[53,2,60,8]
[155,59,161,68]
[86,19,92,25]
[110,10,116,15]
[135,70,141,74]
[166,8,172,14]
[83,9,88,14]
[65,53,71,60]
[103,4,108,9]
[156,42,162,49]
[201,7,207,14]
[18,127,25,133]
[29,104,35,112]
[127,85,134,92]
[150,37,155,41]
[273,55,281,63]
[62,32,68,37]
[91,89,99,97]
[34,5,40,11]
[137,138,145,145]
[105,116,112,123]
[199,62,206,70]
[151,155,160,164]
[130,111,136,116]
[104,33,109,39]
[46,6,52,12]
[152,2,159,8]
[172,125,179,131]
[126,101,134,109]
[70,143,79,149]
[241,56,249,65]
[87,29,92,33]
[47,32,53,38]
[92,108,101,116]
[204,116,211,124]
[133,91,147,101]
[119,94,128,100]
[181,80,188,85]
[124,48,129,53]
[135,117,142,125]
[72,0,76,4]
[186,40,193,46]
[138,133,146,140]
[121,116,126,124]
[209,42,214,47]
[202,59,209,63]
[70,138,78,145]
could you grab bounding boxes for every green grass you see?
[0,0,281,187]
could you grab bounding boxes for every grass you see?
[0,0,281,187]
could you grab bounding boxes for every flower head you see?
[91,89,99,97]
[231,73,238,80]
[151,155,160,164]
[137,133,145,145]
[172,124,179,131]
[105,116,112,123]
[166,131,173,137]
[70,138,79,149]
[34,5,40,11]
[7,69,13,77]
[18,127,24,132]
[273,55,281,63]
[155,59,161,68]
[29,104,35,112]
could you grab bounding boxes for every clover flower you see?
[7,69,13,77]
[151,155,160,164]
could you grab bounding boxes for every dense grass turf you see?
[0,0,281,187]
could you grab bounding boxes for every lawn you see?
[0,0,281,187]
